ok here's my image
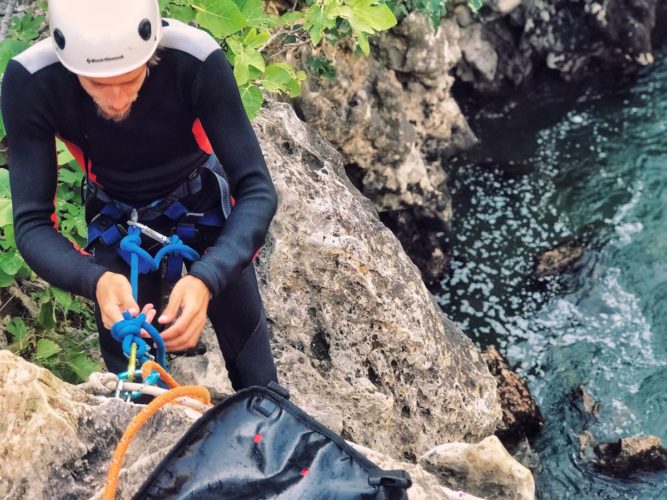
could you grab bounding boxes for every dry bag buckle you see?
[368,470,412,488]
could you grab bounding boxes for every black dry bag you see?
[134,382,412,499]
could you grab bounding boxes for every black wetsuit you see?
[1,19,278,389]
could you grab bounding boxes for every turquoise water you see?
[439,51,667,497]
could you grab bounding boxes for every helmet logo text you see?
[86,55,125,64]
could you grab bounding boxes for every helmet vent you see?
[54,29,66,50]
[138,19,152,41]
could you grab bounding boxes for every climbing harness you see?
[86,153,232,285]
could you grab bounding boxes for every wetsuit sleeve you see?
[1,60,108,299]
[188,49,278,297]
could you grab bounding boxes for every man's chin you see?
[97,105,132,123]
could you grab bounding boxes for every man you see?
[1,0,278,390]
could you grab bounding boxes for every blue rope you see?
[118,227,153,301]
[152,235,200,270]
[110,311,167,367]
[110,225,200,400]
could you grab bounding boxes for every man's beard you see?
[96,104,133,123]
[95,93,138,123]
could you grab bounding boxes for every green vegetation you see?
[0,0,482,382]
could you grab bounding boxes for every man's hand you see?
[96,271,140,329]
[158,275,211,352]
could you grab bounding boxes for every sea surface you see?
[438,49,667,498]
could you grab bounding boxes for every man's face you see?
[77,65,147,122]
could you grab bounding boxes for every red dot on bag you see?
[253,433,262,444]
[300,468,310,477]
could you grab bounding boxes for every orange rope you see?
[141,360,179,389]
[102,363,212,500]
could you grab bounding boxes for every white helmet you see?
[48,0,163,77]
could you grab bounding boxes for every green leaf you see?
[59,167,83,185]
[158,0,171,11]
[5,318,28,343]
[227,38,264,85]
[262,63,292,93]
[239,84,263,119]
[468,0,484,12]
[357,30,370,55]
[304,4,337,46]
[0,169,9,197]
[0,39,30,74]
[55,139,75,166]
[262,62,304,97]
[169,4,197,23]
[37,299,56,330]
[51,287,73,313]
[192,0,247,38]
[277,11,303,27]
[0,199,13,227]
[66,353,100,382]
[0,270,13,287]
[2,224,16,248]
[306,54,336,80]
[233,0,266,28]
[344,0,397,34]
[10,14,45,42]
[242,28,270,49]
[0,250,24,276]
[35,338,61,359]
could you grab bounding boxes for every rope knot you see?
[110,311,150,360]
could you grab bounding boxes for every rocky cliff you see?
[0,102,516,499]
[290,0,665,280]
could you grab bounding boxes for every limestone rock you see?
[575,385,600,418]
[578,430,597,461]
[289,13,477,283]
[419,435,536,500]
[458,23,499,83]
[350,442,485,500]
[482,346,543,446]
[167,324,234,399]
[456,0,663,93]
[487,0,522,14]
[593,435,667,477]
[254,101,500,459]
[524,0,658,78]
[510,437,540,471]
[534,241,584,277]
[0,351,197,499]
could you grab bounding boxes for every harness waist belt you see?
[86,154,232,222]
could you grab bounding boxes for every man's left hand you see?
[158,275,211,352]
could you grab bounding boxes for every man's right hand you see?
[95,271,141,329]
